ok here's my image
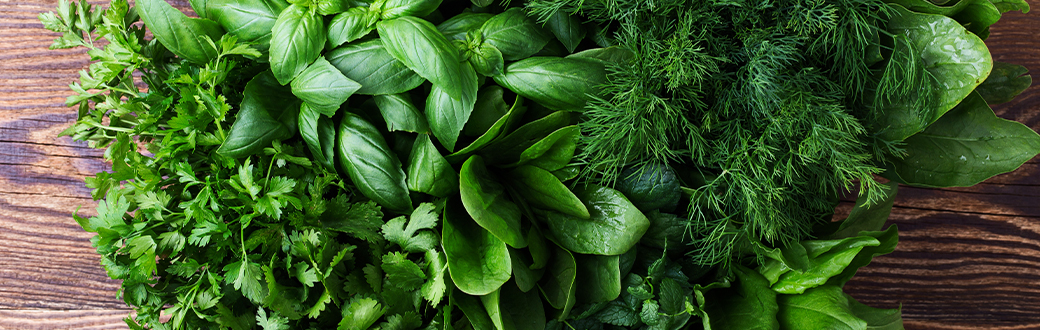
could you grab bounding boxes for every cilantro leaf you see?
[380,312,422,330]
[322,198,385,243]
[340,297,386,330]
[381,252,426,291]
[421,249,448,305]
[256,308,289,330]
[381,203,439,252]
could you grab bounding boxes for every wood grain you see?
[1,0,1040,328]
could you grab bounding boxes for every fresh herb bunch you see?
[43,0,1039,328]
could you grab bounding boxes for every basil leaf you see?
[479,8,553,61]
[470,43,505,76]
[538,242,577,320]
[316,0,351,15]
[425,63,479,151]
[510,125,579,171]
[326,40,425,95]
[373,93,430,133]
[443,199,512,296]
[977,61,1032,104]
[507,165,589,219]
[298,103,336,170]
[270,4,325,84]
[546,10,586,53]
[888,92,1040,187]
[209,0,287,53]
[495,57,607,111]
[437,12,493,41]
[481,111,571,165]
[406,135,458,197]
[567,46,635,65]
[327,7,378,48]
[776,286,867,330]
[463,86,509,137]
[574,254,621,304]
[765,236,880,294]
[543,185,650,256]
[290,57,361,116]
[380,0,442,19]
[705,265,780,330]
[336,112,412,213]
[137,0,224,64]
[377,16,476,100]
[218,71,300,158]
[188,0,211,19]
[447,94,527,163]
[460,155,527,248]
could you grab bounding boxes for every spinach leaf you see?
[425,64,479,151]
[506,165,589,219]
[209,0,287,53]
[764,236,880,294]
[777,285,867,330]
[460,155,527,248]
[495,57,606,111]
[443,199,512,296]
[827,182,898,239]
[325,40,425,95]
[290,57,361,116]
[614,163,682,213]
[463,86,510,137]
[447,95,527,163]
[326,7,378,48]
[218,71,301,158]
[888,92,1040,187]
[886,0,1001,37]
[977,61,1032,104]
[847,293,904,330]
[510,125,579,171]
[639,211,686,250]
[406,134,458,198]
[498,281,547,330]
[543,185,650,256]
[546,10,586,53]
[479,8,553,61]
[453,290,496,330]
[574,254,621,304]
[437,12,493,41]
[270,4,325,84]
[377,16,476,101]
[481,111,571,165]
[373,93,430,134]
[509,248,544,292]
[988,0,1031,13]
[298,103,336,170]
[336,112,412,213]
[136,0,225,64]
[827,226,899,287]
[538,242,577,320]
[705,265,779,330]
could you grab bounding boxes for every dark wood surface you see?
[1,0,1039,328]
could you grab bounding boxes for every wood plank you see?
[0,309,128,330]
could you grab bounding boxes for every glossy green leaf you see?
[453,290,496,330]
[705,265,779,330]
[566,46,635,64]
[326,7,377,48]
[506,165,588,219]
[377,16,475,101]
[977,61,1032,104]
[380,0,442,19]
[406,135,458,197]
[316,0,351,15]
[574,254,621,304]
[443,199,512,296]
[827,182,898,239]
[886,0,1001,37]
[188,0,211,19]
[538,242,577,319]
[437,12,493,41]
[325,40,425,95]
[546,10,585,53]
[510,126,578,172]
[509,248,544,292]
[495,57,606,111]
[209,0,288,52]
[847,294,905,330]
[470,43,505,76]
[827,226,899,287]
[270,4,325,84]
[373,93,430,133]
[767,236,880,294]
[483,282,546,330]
[481,111,571,165]
[137,0,225,64]
[336,112,412,213]
[479,8,553,61]
[543,185,650,256]
[460,155,527,248]
[298,104,336,170]
[888,92,1040,187]
[447,95,527,163]
[218,71,300,158]
[614,163,682,212]
[527,227,550,270]
[777,286,867,330]
[425,64,479,151]
[463,86,509,137]
[291,57,360,116]
[639,211,686,250]
[988,0,1030,13]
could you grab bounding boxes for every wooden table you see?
[1,1,1038,329]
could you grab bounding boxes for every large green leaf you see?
[218,71,300,158]
[443,199,512,296]
[137,0,225,64]
[377,16,476,101]
[425,63,479,151]
[574,254,621,304]
[379,0,442,19]
[827,181,898,240]
[509,248,544,292]
[463,86,510,137]
[373,93,430,134]
[298,103,335,170]
[290,57,360,116]
[460,155,527,248]
[406,135,458,198]
[479,8,553,61]
[886,0,1001,37]
[453,290,496,330]
[447,95,527,163]
[509,126,579,172]
[481,111,571,166]
[326,7,378,48]
[705,265,779,330]
[538,242,577,319]
[209,0,287,52]
[976,61,1032,105]
[506,165,589,219]
[495,57,606,111]
[270,4,325,84]
[546,10,586,53]
[325,40,425,95]
[827,226,899,288]
[776,286,867,330]
[888,92,1040,187]
[482,283,546,330]
[543,185,649,255]
[764,236,880,294]
[437,12,493,41]
[847,294,905,330]
[336,112,412,213]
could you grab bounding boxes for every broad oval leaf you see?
[373,93,430,133]
[509,248,544,292]
[298,103,336,170]
[447,94,527,163]
[481,111,571,166]
[380,0,442,19]
[479,8,553,61]
[463,86,509,137]
[483,282,546,330]
[494,57,606,111]
[291,57,361,116]
[326,7,378,48]
[507,165,589,219]
[470,43,505,76]
[776,286,867,330]
[425,63,479,151]
[437,12,493,41]
[510,125,579,171]
[886,0,1001,37]
[218,71,300,158]
[443,199,512,296]
[460,155,527,248]
[137,0,225,64]
[336,112,412,213]
[270,4,325,84]
[574,254,621,304]
[538,242,577,320]
[546,10,586,53]
[705,265,780,330]
[406,134,458,197]
[453,290,496,330]
[543,185,649,255]
[977,61,1032,105]
[377,16,476,101]
[209,0,288,53]
[326,40,425,95]
[888,92,1040,187]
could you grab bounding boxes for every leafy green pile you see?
[42,0,1037,328]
